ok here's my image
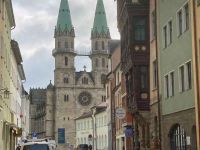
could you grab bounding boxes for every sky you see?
[11,0,120,90]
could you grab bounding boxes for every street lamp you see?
[0,88,11,99]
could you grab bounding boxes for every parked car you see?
[17,138,56,150]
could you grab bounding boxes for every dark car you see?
[78,144,88,150]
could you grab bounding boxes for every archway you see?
[169,124,187,150]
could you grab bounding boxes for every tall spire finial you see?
[56,0,73,32]
[92,0,110,37]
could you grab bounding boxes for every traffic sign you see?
[116,107,126,119]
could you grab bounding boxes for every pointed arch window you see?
[65,42,68,48]
[82,77,88,85]
[102,41,105,50]
[102,58,105,67]
[95,41,98,50]
[71,41,74,49]
[65,57,68,66]
[63,77,69,84]
[58,41,61,48]
[95,58,99,67]
[64,95,69,102]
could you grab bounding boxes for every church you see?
[29,0,116,149]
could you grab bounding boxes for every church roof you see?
[56,0,73,32]
[92,0,109,36]
[75,111,93,120]
[47,80,54,89]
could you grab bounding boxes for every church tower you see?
[90,0,111,87]
[53,0,76,149]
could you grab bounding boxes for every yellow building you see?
[0,0,23,150]
[191,0,200,149]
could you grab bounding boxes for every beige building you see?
[75,104,108,150]
[149,0,160,149]
[0,1,26,150]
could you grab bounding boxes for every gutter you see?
[155,0,162,149]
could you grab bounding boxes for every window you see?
[65,57,68,66]
[64,95,69,102]
[71,41,74,49]
[102,58,105,67]
[169,72,174,97]
[82,77,88,84]
[198,0,200,6]
[63,77,68,83]
[151,10,156,39]
[2,0,5,19]
[168,21,173,44]
[95,58,99,67]
[140,66,148,90]
[163,25,167,48]
[95,41,98,50]
[133,17,146,41]
[0,0,1,13]
[153,61,157,89]
[165,75,169,98]
[179,65,185,92]
[177,10,183,36]
[102,41,105,50]
[65,42,68,48]
[170,124,187,150]
[184,3,189,31]
[186,61,192,90]
[58,41,61,48]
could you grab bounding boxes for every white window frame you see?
[178,64,185,92]
[164,74,169,99]
[185,60,192,90]
[176,7,183,37]
[168,19,173,45]
[162,25,168,49]
[183,2,189,32]
[169,71,175,97]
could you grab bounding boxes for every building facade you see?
[149,0,161,149]
[157,0,197,149]
[116,0,150,149]
[75,105,108,150]
[0,1,26,150]
[29,88,46,138]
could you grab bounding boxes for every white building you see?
[75,104,109,150]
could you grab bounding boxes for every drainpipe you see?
[155,0,162,149]
[192,0,200,149]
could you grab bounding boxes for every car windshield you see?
[23,144,49,150]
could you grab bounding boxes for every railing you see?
[53,49,109,56]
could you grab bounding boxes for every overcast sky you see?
[11,0,120,90]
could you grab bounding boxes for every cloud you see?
[12,0,120,90]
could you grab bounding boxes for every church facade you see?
[44,0,111,149]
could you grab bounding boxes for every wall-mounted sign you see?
[116,107,126,119]
[58,128,65,144]
[125,128,134,137]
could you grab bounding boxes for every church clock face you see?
[78,92,92,106]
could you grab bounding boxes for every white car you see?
[17,139,56,150]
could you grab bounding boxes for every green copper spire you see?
[92,0,110,37]
[56,0,73,32]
